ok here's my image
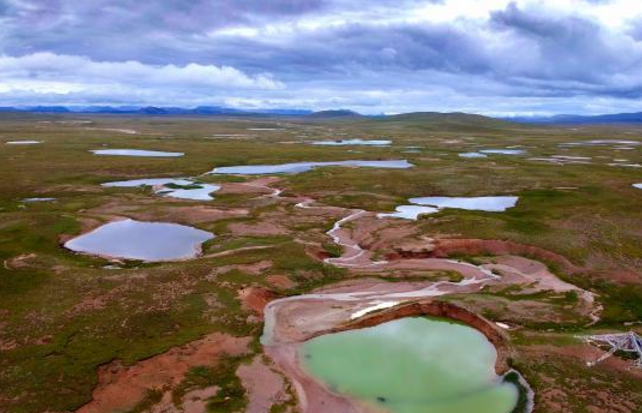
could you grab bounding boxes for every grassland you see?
[1,113,641,413]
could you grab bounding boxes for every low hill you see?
[374,111,516,131]
[307,109,364,119]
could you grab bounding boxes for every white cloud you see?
[0,53,284,98]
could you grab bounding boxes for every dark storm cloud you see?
[0,0,331,60]
[195,6,640,98]
[490,4,623,81]
[0,0,435,61]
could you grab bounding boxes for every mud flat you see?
[258,198,562,412]
[64,219,214,261]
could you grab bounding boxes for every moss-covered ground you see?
[1,113,641,412]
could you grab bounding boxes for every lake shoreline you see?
[263,295,528,413]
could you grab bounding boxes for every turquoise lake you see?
[300,317,518,413]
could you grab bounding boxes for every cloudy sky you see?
[2,0,642,115]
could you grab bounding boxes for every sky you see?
[2,0,642,115]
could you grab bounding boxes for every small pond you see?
[410,196,519,212]
[459,152,488,158]
[377,205,439,220]
[311,139,391,146]
[300,317,518,413]
[91,149,184,157]
[64,219,214,261]
[210,160,413,175]
[103,178,220,201]
[480,149,526,155]
[22,197,56,203]
[6,140,42,145]
[380,196,519,220]
[610,162,642,168]
[634,184,642,189]
[561,140,641,147]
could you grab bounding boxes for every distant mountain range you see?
[0,105,314,116]
[4,105,642,125]
[306,109,363,118]
[504,112,642,124]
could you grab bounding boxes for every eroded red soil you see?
[77,333,250,413]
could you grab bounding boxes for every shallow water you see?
[210,160,413,175]
[6,140,42,145]
[561,139,641,147]
[459,152,488,158]
[410,196,518,211]
[609,163,642,168]
[64,219,214,261]
[157,183,220,200]
[22,197,55,202]
[377,205,439,220]
[480,149,526,155]
[102,178,220,200]
[91,149,184,157]
[634,184,642,189]
[103,178,193,188]
[311,139,391,146]
[300,317,518,413]
[551,155,591,160]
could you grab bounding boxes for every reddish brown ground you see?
[427,238,583,274]
[228,221,290,236]
[237,355,292,413]
[266,344,362,413]
[266,274,297,289]
[77,333,250,413]
[238,287,281,317]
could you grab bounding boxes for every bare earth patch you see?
[228,221,290,236]
[210,260,273,277]
[77,333,250,413]
[237,355,292,413]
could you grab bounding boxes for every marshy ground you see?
[1,113,642,413]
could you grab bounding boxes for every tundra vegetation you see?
[1,112,641,413]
